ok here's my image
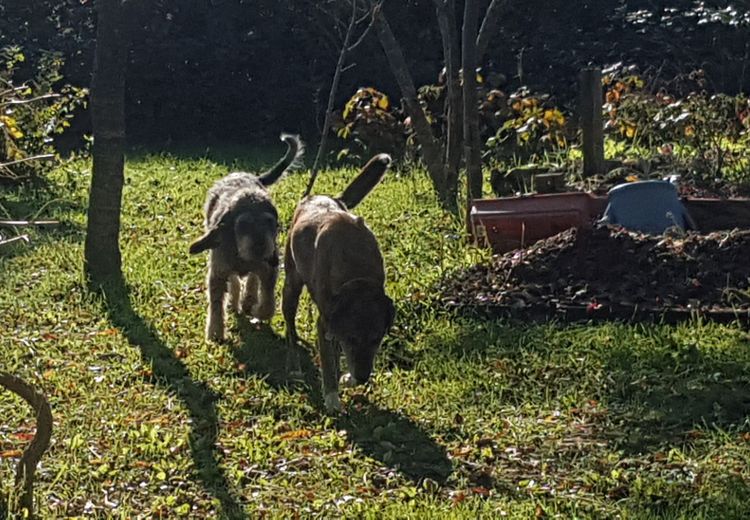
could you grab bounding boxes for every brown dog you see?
[282,154,395,412]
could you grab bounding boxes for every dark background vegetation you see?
[2,0,749,146]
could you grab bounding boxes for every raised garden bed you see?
[471,193,750,252]
[442,225,750,326]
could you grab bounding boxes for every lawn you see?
[2,146,750,518]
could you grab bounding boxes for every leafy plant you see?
[334,87,405,161]
[485,87,569,161]
[0,46,86,181]
[604,64,750,183]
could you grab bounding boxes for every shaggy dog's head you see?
[189,191,278,263]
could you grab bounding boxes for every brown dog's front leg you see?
[317,317,341,413]
[282,267,304,377]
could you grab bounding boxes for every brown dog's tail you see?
[258,133,304,187]
[336,153,391,209]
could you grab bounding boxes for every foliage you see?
[4,0,750,145]
[335,87,405,162]
[2,153,750,517]
[485,87,569,162]
[0,46,86,181]
[604,64,750,182]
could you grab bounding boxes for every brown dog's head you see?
[326,279,395,385]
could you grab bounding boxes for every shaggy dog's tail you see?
[259,134,304,186]
[337,153,391,209]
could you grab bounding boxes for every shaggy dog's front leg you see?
[249,264,278,321]
[240,274,259,316]
[228,275,242,314]
[206,262,229,342]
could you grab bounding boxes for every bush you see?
[604,64,750,183]
[0,46,86,182]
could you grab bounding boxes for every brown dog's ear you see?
[189,226,222,254]
[383,295,396,330]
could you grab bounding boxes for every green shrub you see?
[0,46,86,182]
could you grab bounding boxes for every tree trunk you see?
[85,0,129,284]
[372,6,448,205]
[462,0,482,202]
[434,0,461,210]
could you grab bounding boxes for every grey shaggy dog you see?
[189,134,303,342]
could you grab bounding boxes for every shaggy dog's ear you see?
[189,226,222,254]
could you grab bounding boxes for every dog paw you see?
[340,373,356,388]
[206,321,225,343]
[324,392,341,413]
[251,302,275,321]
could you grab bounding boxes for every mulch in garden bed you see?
[441,226,750,324]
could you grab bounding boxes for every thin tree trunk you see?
[462,0,482,202]
[372,5,448,205]
[306,0,359,197]
[85,0,129,284]
[433,0,461,210]
[476,0,503,62]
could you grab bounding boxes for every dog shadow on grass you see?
[98,278,247,520]
[233,320,452,485]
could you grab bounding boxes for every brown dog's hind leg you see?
[282,262,305,378]
[317,317,341,413]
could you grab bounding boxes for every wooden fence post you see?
[579,67,605,177]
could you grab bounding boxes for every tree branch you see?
[0,93,60,108]
[0,372,53,516]
[476,0,503,63]
[372,2,448,202]
[305,0,362,197]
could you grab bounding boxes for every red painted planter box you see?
[470,193,608,252]
[471,193,750,253]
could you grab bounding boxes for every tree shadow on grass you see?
[602,338,750,453]
[97,278,247,519]
[232,319,452,485]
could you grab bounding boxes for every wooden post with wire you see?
[579,67,605,177]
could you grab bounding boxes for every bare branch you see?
[372,2,448,201]
[0,234,30,247]
[0,154,56,169]
[0,372,53,516]
[0,220,59,227]
[347,13,376,53]
[305,0,362,197]
[0,93,60,108]
[476,0,503,63]
[463,0,483,200]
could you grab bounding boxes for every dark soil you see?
[441,226,750,318]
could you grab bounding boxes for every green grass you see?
[2,148,750,518]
